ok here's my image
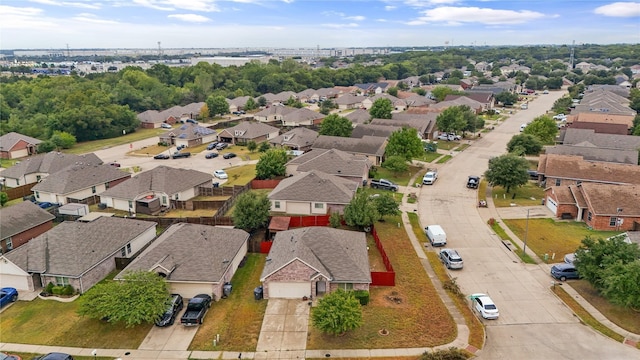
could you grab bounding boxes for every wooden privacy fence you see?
[288,214,330,227]
[2,183,34,201]
[250,179,281,189]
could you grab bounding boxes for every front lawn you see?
[371,165,422,186]
[502,218,621,262]
[65,128,167,154]
[190,254,268,351]
[224,164,257,186]
[491,182,545,207]
[307,215,457,349]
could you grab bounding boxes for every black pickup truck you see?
[369,178,399,191]
[172,151,191,159]
[180,294,211,326]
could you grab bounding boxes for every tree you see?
[373,193,400,218]
[574,235,640,290]
[495,91,518,106]
[382,155,409,173]
[311,289,363,336]
[247,140,257,152]
[0,192,8,207]
[231,191,271,231]
[385,127,424,161]
[431,86,462,102]
[37,140,56,153]
[77,271,170,327]
[255,148,288,179]
[436,106,468,135]
[600,260,640,309]
[50,131,77,149]
[506,134,543,155]
[258,141,271,152]
[206,95,229,116]
[484,154,529,193]
[319,114,352,137]
[257,96,267,107]
[245,97,257,111]
[343,191,380,228]
[522,115,558,144]
[369,98,393,119]
[319,99,336,115]
[633,114,640,136]
[552,97,573,114]
[387,87,398,97]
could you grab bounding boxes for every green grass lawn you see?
[224,164,257,186]
[65,128,167,154]
[434,141,459,151]
[418,151,442,163]
[372,165,422,186]
[436,155,452,164]
[489,221,536,264]
[0,158,20,168]
[491,182,545,207]
[502,218,621,262]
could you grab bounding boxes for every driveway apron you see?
[256,299,310,357]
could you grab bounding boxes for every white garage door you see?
[268,282,310,299]
[0,274,30,290]
[171,283,212,299]
[546,197,558,214]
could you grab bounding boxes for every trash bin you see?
[223,282,232,298]
[213,182,219,188]
[362,179,367,187]
[254,286,263,300]
[541,199,545,205]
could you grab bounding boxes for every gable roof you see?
[115,223,249,283]
[0,201,55,240]
[286,149,370,178]
[31,164,130,194]
[138,102,205,123]
[4,217,155,276]
[99,165,212,199]
[159,123,216,141]
[351,124,401,138]
[562,128,640,151]
[268,170,358,203]
[545,145,638,165]
[260,227,371,283]
[269,127,319,148]
[0,132,42,151]
[312,135,387,156]
[432,96,483,110]
[537,154,640,185]
[344,108,371,125]
[580,183,640,216]
[402,94,435,107]
[334,94,364,106]
[227,96,251,107]
[568,112,634,129]
[253,106,297,118]
[221,121,279,139]
[283,108,324,123]
[0,152,103,180]
[370,112,437,135]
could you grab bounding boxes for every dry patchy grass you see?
[373,165,423,186]
[190,254,268,351]
[491,182,545,207]
[307,215,457,349]
[569,280,640,334]
[502,218,621,262]
[224,164,257,186]
[65,128,166,154]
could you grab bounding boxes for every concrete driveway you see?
[418,91,640,359]
[138,322,199,351]
[255,299,310,358]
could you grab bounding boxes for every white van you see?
[519,124,527,132]
[425,225,447,247]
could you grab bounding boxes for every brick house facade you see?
[1,221,53,253]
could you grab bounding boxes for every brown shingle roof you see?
[0,152,103,180]
[269,127,319,148]
[538,154,640,185]
[0,132,42,151]
[580,183,640,216]
[268,170,358,203]
[287,148,370,178]
[0,201,55,240]
[31,163,130,194]
[312,135,387,156]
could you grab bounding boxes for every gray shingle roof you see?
[286,148,370,178]
[545,145,638,165]
[260,227,371,283]
[100,165,212,200]
[254,106,297,118]
[270,127,319,148]
[344,109,371,125]
[268,170,358,203]
[351,124,401,139]
[4,217,156,276]
[31,164,130,194]
[537,154,640,185]
[562,128,640,151]
[0,201,55,240]
[0,152,103,180]
[221,121,279,139]
[159,123,216,141]
[115,223,249,283]
[283,108,324,124]
[0,132,42,151]
[312,135,387,156]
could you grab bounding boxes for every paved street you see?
[418,91,639,359]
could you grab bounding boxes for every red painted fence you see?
[288,214,330,227]
[370,225,395,286]
[250,179,282,189]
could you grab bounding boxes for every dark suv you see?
[155,294,184,327]
[34,353,74,360]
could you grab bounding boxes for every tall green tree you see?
[436,106,468,134]
[522,115,558,144]
[506,134,543,155]
[381,155,409,173]
[78,271,170,327]
[385,127,424,161]
[206,95,229,116]
[343,191,380,228]
[0,192,8,207]
[245,97,257,111]
[600,260,640,309]
[484,154,529,193]
[311,289,363,336]
[373,193,400,218]
[369,98,393,119]
[50,131,76,149]
[231,192,271,231]
[495,91,518,105]
[574,235,640,290]
[320,99,337,115]
[255,148,288,179]
[319,114,352,137]
[431,86,462,102]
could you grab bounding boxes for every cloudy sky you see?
[1,0,639,50]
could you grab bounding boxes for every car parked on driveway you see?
[33,353,73,360]
[439,249,463,269]
[154,154,170,160]
[551,263,579,281]
[422,171,438,185]
[155,294,184,327]
[471,293,499,319]
[37,202,55,209]
[223,152,236,159]
[216,143,229,150]
[0,352,22,360]
[205,152,219,159]
[207,142,219,150]
[214,170,228,179]
[0,287,18,308]
[161,123,172,129]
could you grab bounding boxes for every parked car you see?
[543,90,549,94]
[216,143,229,150]
[0,287,18,308]
[553,114,567,120]
[439,249,463,269]
[223,152,237,159]
[214,170,228,179]
[471,293,499,319]
[176,145,186,151]
[37,202,55,209]
[564,253,576,265]
[527,170,538,180]
[206,142,219,150]
[422,171,438,185]
[161,123,172,129]
[154,154,170,160]
[181,294,212,326]
[172,152,191,159]
[155,294,184,327]
[33,353,73,360]
[467,176,480,189]
[551,263,580,281]
[369,178,399,191]
[425,225,447,247]
[205,152,219,159]
[0,352,22,360]
[186,119,198,124]
[232,110,246,115]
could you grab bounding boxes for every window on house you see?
[338,283,354,291]
[36,175,41,182]
[162,196,167,205]
[576,181,582,185]
[126,243,131,254]
[314,203,324,209]
[6,238,13,251]
[555,179,561,186]
[175,194,179,200]
[55,276,69,286]
[91,186,96,194]
[105,182,110,189]
[35,191,40,199]
[128,200,133,209]
[274,201,280,209]
[121,247,126,257]
[16,179,19,186]
[609,217,617,227]
[587,212,592,221]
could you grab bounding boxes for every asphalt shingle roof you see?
[115,223,249,283]
[312,135,387,156]
[31,164,130,194]
[286,148,370,178]
[538,154,640,185]
[268,170,358,203]
[580,183,640,216]
[0,201,55,240]
[0,152,103,180]
[221,121,280,139]
[260,227,371,283]
[0,132,42,151]
[269,127,319,148]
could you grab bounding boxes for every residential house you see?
[402,94,435,108]
[566,121,629,135]
[361,94,403,111]
[537,154,640,188]
[227,96,252,113]
[312,135,387,165]
[567,112,635,132]
[138,102,205,128]
[370,112,438,140]
[260,227,371,299]
[351,124,401,139]
[544,183,640,231]
[253,106,297,124]
[281,108,325,127]
[217,121,280,145]
[354,82,389,95]
[296,89,319,103]
[0,201,55,254]
[115,223,249,299]
[0,132,41,159]
[0,217,156,293]
[449,92,495,111]
[550,128,640,165]
[269,127,319,152]
[344,108,371,126]
[285,148,371,183]
[334,94,365,110]
[431,96,484,114]
[99,165,213,214]
[31,163,131,205]
[0,152,103,188]
[467,82,517,95]
[268,170,359,215]
[158,123,218,148]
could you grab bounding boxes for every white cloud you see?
[28,0,102,10]
[130,0,220,12]
[168,13,211,22]
[0,5,60,29]
[72,13,119,24]
[0,5,44,16]
[131,0,174,11]
[410,6,547,25]
[385,5,396,11]
[594,2,640,17]
[323,23,359,29]
[345,15,365,21]
[322,11,346,17]
[402,0,461,7]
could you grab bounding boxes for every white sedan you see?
[471,293,499,319]
[213,170,228,179]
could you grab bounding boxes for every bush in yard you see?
[329,211,342,228]
[353,290,370,305]
[62,285,75,296]
[311,289,363,336]
[52,286,63,295]
[420,347,470,360]
[45,282,54,294]
[382,155,409,174]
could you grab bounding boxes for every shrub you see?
[353,290,370,305]
[420,347,470,360]
[329,212,342,228]
[368,166,378,178]
[45,282,54,294]
[51,286,63,295]
[488,218,496,226]
[62,285,75,296]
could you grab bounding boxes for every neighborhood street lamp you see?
[523,208,530,257]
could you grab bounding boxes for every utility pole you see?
[569,40,575,69]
